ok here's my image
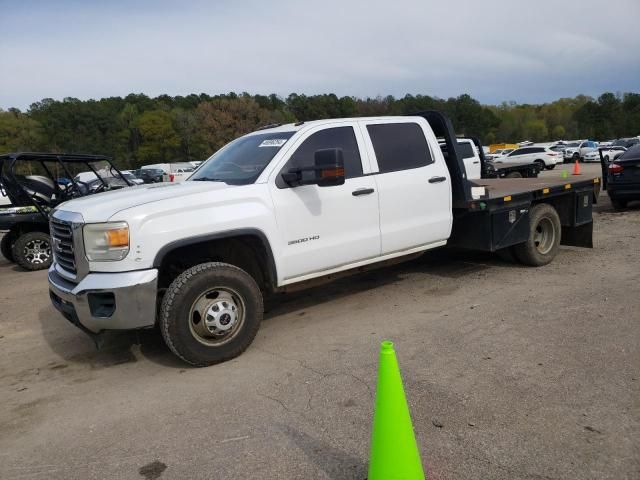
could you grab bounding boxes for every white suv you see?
[496,146,560,170]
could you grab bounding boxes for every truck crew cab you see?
[48,112,600,366]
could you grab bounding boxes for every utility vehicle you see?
[47,112,600,366]
[0,153,131,270]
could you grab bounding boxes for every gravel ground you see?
[0,164,638,480]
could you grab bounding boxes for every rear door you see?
[269,123,381,282]
[359,119,452,255]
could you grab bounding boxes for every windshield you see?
[190,131,296,185]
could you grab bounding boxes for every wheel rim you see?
[188,287,245,347]
[533,217,555,255]
[23,239,51,264]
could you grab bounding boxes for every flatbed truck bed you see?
[448,176,600,253]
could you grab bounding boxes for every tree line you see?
[1,91,638,169]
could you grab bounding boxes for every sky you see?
[1,0,639,110]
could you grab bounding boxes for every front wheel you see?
[513,203,561,266]
[160,262,263,367]
[12,231,52,271]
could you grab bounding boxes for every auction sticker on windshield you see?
[259,139,288,147]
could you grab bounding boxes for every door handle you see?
[428,176,446,183]
[352,188,375,196]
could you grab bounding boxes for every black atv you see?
[0,153,132,271]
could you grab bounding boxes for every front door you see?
[269,123,380,282]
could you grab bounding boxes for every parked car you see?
[485,148,515,160]
[497,146,560,170]
[121,170,145,185]
[564,140,598,162]
[135,168,164,183]
[164,167,195,183]
[47,112,599,366]
[611,137,640,149]
[592,146,627,163]
[607,145,640,209]
[549,144,568,156]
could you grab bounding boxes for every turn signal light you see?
[106,228,129,247]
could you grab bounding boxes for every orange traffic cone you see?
[572,159,581,175]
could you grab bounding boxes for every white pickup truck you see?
[48,112,600,366]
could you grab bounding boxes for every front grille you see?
[51,218,77,274]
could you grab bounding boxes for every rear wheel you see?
[545,164,556,170]
[160,262,263,367]
[504,171,522,179]
[12,231,52,271]
[534,160,545,171]
[1,232,16,263]
[513,203,561,266]
[610,197,627,210]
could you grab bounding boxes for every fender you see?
[152,228,278,288]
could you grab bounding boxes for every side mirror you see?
[281,148,345,187]
[314,148,345,187]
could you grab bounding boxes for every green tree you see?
[136,110,180,164]
[0,109,43,152]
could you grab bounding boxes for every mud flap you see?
[561,222,593,248]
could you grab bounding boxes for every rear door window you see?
[366,123,433,173]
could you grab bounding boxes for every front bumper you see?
[48,266,158,333]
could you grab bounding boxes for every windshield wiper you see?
[192,177,226,182]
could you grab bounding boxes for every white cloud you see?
[1,0,639,109]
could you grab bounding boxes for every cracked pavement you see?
[1,167,638,479]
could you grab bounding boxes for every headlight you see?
[83,222,129,261]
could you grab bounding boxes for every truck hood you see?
[57,181,231,222]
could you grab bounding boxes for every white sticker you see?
[259,139,287,147]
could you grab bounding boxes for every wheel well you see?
[532,197,573,226]
[156,234,276,293]
[10,222,49,237]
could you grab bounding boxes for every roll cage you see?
[0,152,132,219]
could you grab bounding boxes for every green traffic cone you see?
[368,341,425,480]
[561,169,568,179]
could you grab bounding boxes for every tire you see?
[513,203,561,267]
[545,164,556,170]
[1,232,16,263]
[505,171,522,178]
[573,152,580,161]
[160,262,263,367]
[534,160,545,171]
[610,197,627,210]
[12,231,52,271]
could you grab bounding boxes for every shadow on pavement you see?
[279,424,367,480]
